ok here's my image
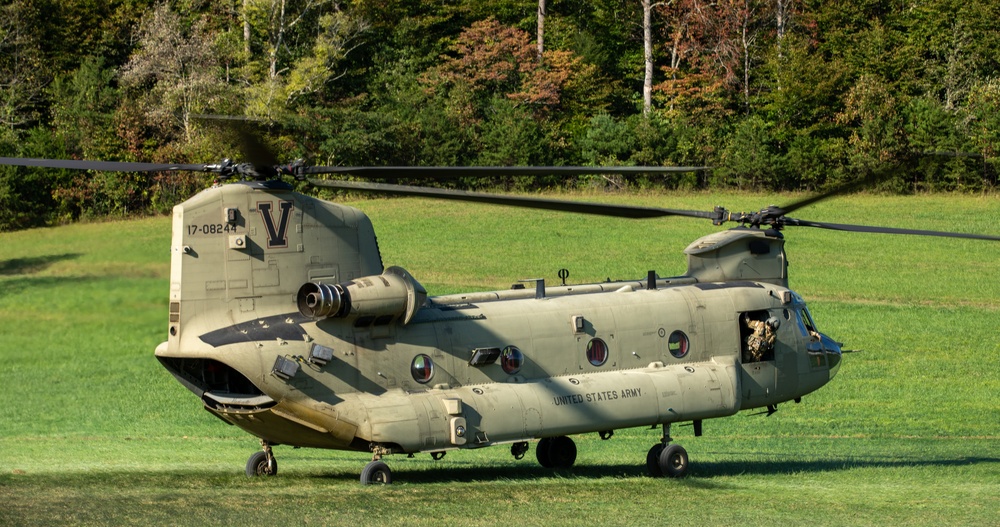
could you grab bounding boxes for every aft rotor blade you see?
[0,157,212,173]
[778,154,929,215]
[299,165,708,177]
[237,128,279,170]
[784,217,1000,241]
[190,115,283,178]
[308,179,718,220]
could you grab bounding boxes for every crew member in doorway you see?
[745,316,780,362]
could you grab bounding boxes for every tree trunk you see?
[774,0,791,92]
[243,0,251,57]
[775,0,791,54]
[642,0,653,117]
[537,0,546,61]
[742,15,750,105]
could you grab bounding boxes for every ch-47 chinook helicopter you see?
[2,153,998,485]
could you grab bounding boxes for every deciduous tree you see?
[0,1,47,136]
[120,3,230,144]
[242,0,367,119]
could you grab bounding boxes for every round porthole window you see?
[501,346,524,375]
[410,354,434,384]
[587,338,609,366]
[668,331,689,358]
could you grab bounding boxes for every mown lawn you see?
[1,192,998,526]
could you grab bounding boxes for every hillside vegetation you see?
[2,1,1000,231]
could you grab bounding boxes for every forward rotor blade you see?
[783,217,1000,241]
[308,179,718,220]
[778,173,883,216]
[299,165,708,177]
[0,157,211,173]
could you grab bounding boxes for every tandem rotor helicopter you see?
[2,147,998,485]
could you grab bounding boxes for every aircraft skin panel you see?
[229,356,743,453]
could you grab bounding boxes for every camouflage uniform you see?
[745,318,776,362]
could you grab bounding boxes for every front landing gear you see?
[246,441,277,477]
[646,424,689,478]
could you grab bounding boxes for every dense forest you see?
[1,0,999,230]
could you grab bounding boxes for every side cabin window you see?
[586,338,609,367]
[740,310,778,363]
[410,354,435,384]
[668,331,689,359]
[500,346,524,375]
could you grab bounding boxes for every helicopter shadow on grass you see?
[306,452,1000,485]
[0,253,86,297]
[0,253,81,276]
[308,460,663,485]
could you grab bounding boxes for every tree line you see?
[1,0,999,230]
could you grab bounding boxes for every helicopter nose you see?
[819,333,843,378]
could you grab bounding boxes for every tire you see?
[548,436,577,469]
[535,437,554,468]
[658,444,689,478]
[246,451,277,477]
[360,460,392,485]
[646,444,666,477]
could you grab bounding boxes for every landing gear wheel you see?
[549,436,577,468]
[535,437,554,468]
[658,444,689,478]
[536,436,577,469]
[360,460,392,485]
[646,443,665,477]
[246,450,277,477]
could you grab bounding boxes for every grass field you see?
[1,191,998,526]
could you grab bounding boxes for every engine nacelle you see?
[297,266,427,325]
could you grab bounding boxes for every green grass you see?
[1,192,998,526]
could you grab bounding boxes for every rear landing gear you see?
[536,436,577,469]
[246,441,277,477]
[360,460,392,484]
[647,424,689,478]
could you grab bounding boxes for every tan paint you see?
[156,184,841,456]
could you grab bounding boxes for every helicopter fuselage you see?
[155,183,841,460]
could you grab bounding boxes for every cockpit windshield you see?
[801,307,818,334]
[789,291,819,340]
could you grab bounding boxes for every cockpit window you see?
[802,308,818,333]
[795,308,820,340]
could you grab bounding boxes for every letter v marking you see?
[258,200,294,249]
